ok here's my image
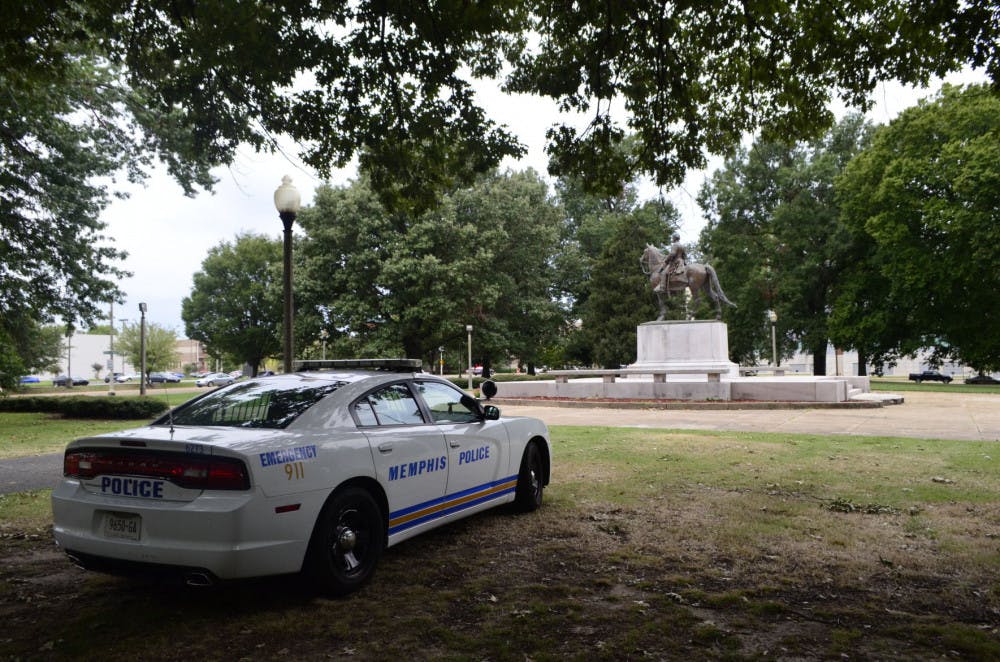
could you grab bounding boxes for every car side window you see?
[353,400,378,426]
[415,381,480,424]
[355,383,425,426]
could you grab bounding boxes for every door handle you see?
[378,442,393,453]
[448,440,461,448]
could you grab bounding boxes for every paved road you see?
[0,453,62,495]
[500,391,1000,442]
[2,391,997,495]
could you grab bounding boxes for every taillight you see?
[63,449,250,490]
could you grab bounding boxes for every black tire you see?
[513,442,544,512]
[307,487,385,596]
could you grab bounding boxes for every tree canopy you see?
[181,233,283,376]
[582,203,679,367]
[3,0,998,373]
[297,170,563,370]
[116,323,178,375]
[831,84,1000,372]
[699,115,873,372]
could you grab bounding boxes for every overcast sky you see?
[100,71,985,336]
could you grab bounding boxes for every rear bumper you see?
[51,479,324,580]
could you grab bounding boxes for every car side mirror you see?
[483,405,501,421]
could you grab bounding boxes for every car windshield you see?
[162,380,345,429]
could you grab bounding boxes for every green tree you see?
[181,234,283,376]
[699,115,873,372]
[297,171,563,368]
[4,1,997,357]
[581,202,679,367]
[832,84,1000,373]
[510,0,998,194]
[86,325,116,336]
[698,142,791,365]
[0,322,64,391]
[116,323,178,377]
[1,5,219,337]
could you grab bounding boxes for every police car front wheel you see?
[307,487,385,596]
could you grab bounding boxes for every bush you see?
[0,396,168,419]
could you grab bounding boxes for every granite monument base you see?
[630,320,739,378]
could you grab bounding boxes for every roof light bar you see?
[294,358,423,372]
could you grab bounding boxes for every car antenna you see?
[161,381,175,437]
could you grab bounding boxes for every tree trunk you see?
[857,350,868,376]
[812,345,827,376]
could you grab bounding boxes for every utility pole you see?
[108,301,115,396]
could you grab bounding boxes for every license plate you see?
[102,512,141,541]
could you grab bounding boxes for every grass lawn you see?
[871,378,1000,394]
[0,392,200,459]
[1,422,997,660]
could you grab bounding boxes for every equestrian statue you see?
[639,236,736,321]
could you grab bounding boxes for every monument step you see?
[849,392,905,405]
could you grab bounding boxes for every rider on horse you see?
[654,233,687,293]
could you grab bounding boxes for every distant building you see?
[778,345,976,378]
[31,333,207,380]
[174,338,207,373]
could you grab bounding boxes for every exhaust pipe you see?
[184,571,214,587]
[65,552,87,570]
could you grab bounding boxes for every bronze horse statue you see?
[639,244,736,321]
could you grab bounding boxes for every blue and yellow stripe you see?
[389,475,518,535]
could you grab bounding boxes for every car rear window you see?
[162,381,345,429]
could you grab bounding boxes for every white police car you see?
[51,359,550,595]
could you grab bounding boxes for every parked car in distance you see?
[19,376,40,384]
[51,358,551,595]
[966,374,1000,385]
[907,370,952,384]
[195,372,235,387]
[148,372,181,384]
[53,376,90,386]
[104,372,135,383]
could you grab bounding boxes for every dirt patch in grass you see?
[2,495,998,660]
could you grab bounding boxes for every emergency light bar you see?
[293,358,423,372]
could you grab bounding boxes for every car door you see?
[353,382,449,537]
[412,380,510,503]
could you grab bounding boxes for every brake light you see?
[64,449,250,490]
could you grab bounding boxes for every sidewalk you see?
[498,391,1000,442]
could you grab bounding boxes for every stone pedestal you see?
[630,320,739,378]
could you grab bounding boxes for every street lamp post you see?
[118,319,129,375]
[274,176,302,374]
[108,301,115,396]
[466,325,474,390]
[319,329,329,361]
[767,309,778,367]
[139,303,147,396]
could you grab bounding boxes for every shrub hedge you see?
[0,396,168,419]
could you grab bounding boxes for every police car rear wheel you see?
[513,442,544,512]
[308,487,385,596]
